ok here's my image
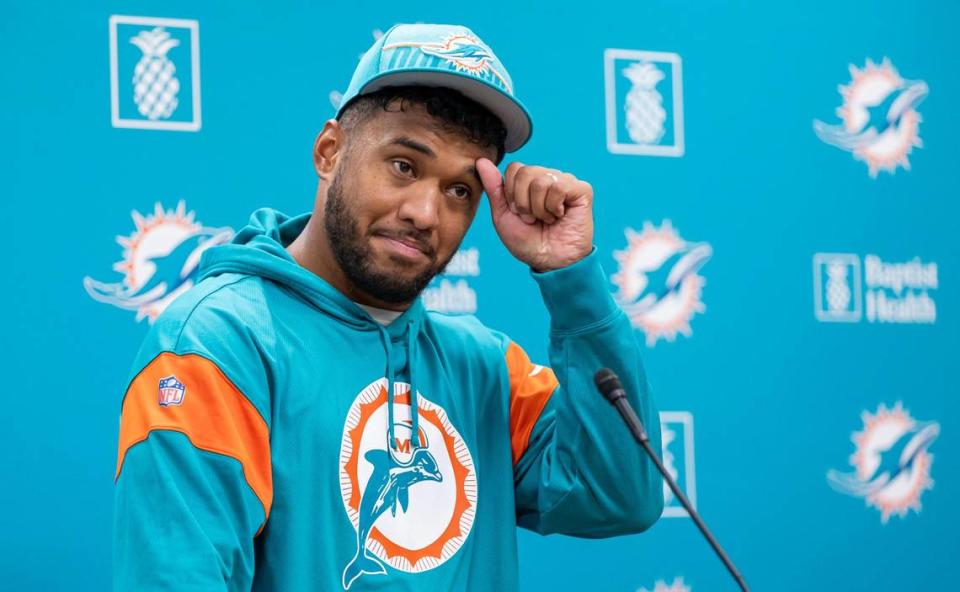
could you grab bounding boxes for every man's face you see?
[323,102,497,305]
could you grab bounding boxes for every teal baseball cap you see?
[336,24,533,153]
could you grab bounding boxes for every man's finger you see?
[504,161,524,215]
[512,165,533,217]
[528,174,556,224]
[544,180,566,219]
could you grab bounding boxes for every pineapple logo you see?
[110,16,201,131]
[659,411,696,518]
[661,422,679,505]
[623,61,667,145]
[813,253,862,322]
[813,58,928,177]
[84,201,233,323]
[605,49,684,157]
[825,262,852,313]
[611,221,712,346]
[130,27,180,120]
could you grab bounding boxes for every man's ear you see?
[313,119,344,179]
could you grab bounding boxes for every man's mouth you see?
[371,231,434,261]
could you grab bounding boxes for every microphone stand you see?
[595,369,750,592]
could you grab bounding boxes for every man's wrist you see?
[530,247,621,333]
[529,247,593,274]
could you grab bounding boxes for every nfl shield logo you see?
[158,375,186,406]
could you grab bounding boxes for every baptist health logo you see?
[612,221,712,346]
[827,402,940,523]
[604,49,684,157]
[813,58,927,177]
[84,201,233,322]
[109,16,201,131]
[660,412,696,518]
[423,247,480,314]
[813,253,938,324]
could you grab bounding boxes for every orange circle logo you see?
[339,379,476,589]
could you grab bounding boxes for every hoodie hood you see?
[199,207,428,453]
[199,207,426,333]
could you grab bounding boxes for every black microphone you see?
[594,368,750,592]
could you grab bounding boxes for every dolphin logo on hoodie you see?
[338,381,477,588]
[342,447,443,589]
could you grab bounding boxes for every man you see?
[113,23,663,591]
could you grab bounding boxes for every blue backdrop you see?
[4,1,957,590]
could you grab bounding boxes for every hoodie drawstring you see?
[377,325,397,453]
[378,319,422,455]
[407,318,421,451]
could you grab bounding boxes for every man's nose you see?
[397,183,441,231]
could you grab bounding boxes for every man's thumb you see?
[476,158,508,215]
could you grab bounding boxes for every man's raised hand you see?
[476,158,594,272]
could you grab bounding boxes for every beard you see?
[324,170,453,305]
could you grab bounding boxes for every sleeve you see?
[505,247,664,537]
[113,299,273,592]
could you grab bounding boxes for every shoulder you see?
[154,273,270,342]
[126,273,276,415]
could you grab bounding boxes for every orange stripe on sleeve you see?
[116,352,273,530]
[506,342,559,465]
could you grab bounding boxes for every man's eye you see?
[392,160,414,176]
[450,185,472,200]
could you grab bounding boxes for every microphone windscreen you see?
[593,368,623,401]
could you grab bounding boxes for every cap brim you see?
[358,69,532,153]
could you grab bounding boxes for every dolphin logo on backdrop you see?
[611,221,711,346]
[813,58,927,177]
[639,576,692,592]
[827,402,940,523]
[339,380,476,589]
[84,201,234,323]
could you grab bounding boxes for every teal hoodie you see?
[113,208,664,591]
